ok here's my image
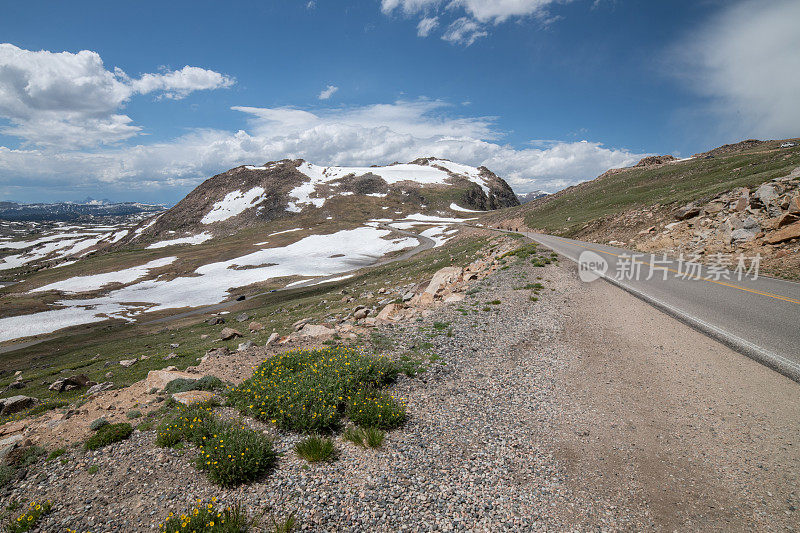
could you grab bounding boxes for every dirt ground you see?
[553,264,800,530]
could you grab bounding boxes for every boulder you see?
[730,229,758,243]
[0,434,24,463]
[674,204,701,220]
[402,292,415,302]
[145,370,198,391]
[702,203,724,215]
[205,347,231,358]
[292,318,310,331]
[443,293,465,303]
[376,303,404,321]
[777,213,800,228]
[171,391,215,406]
[236,313,251,323]
[206,317,225,325]
[298,324,335,338]
[0,396,37,416]
[756,184,779,206]
[734,192,749,212]
[265,332,280,346]
[788,195,800,215]
[119,359,137,368]
[220,327,242,341]
[353,308,370,320]
[419,266,463,305]
[248,321,264,332]
[764,221,800,244]
[49,374,91,392]
[86,382,114,395]
[237,340,255,351]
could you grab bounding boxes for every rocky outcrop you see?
[635,155,677,167]
[0,395,37,416]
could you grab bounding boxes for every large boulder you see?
[419,266,463,305]
[756,184,779,206]
[0,396,37,416]
[171,391,215,406]
[376,303,404,321]
[49,374,92,393]
[220,327,242,340]
[764,221,800,244]
[0,434,24,463]
[674,204,702,220]
[298,324,335,338]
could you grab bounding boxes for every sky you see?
[0,0,798,204]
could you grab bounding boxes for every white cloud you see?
[381,0,565,44]
[417,16,439,37]
[442,17,488,46]
[318,85,339,100]
[673,0,800,139]
[0,43,234,148]
[0,98,644,198]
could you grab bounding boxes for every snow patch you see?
[31,257,177,294]
[201,187,266,224]
[147,232,213,249]
[449,203,482,213]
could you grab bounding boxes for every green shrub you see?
[196,423,276,487]
[5,446,45,468]
[23,400,69,418]
[346,388,406,430]
[363,427,386,448]
[158,500,255,532]
[84,423,133,450]
[487,300,501,305]
[432,322,449,331]
[89,417,109,431]
[155,405,221,448]
[295,436,336,462]
[342,426,364,446]
[163,375,225,395]
[46,448,66,461]
[4,500,52,533]
[0,465,14,488]
[228,347,400,433]
[126,409,142,419]
[88,465,99,474]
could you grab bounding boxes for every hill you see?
[489,138,800,279]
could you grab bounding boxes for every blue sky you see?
[0,0,798,204]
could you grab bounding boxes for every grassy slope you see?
[0,233,491,403]
[513,141,800,236]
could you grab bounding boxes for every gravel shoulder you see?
[2,248,797,531]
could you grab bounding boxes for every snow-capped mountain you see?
[122,157,519,245]
[0,201,164,222]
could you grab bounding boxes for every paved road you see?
[523,233,800,382]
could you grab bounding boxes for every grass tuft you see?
[84,423,133,450]
[295,435,336,463]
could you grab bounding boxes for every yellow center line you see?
[542,235,800,306]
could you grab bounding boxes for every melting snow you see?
[30,257,177,294]
[449,203,482,213]
[268,228,302,236]
[201,187,266,224]
[147,232,213,249]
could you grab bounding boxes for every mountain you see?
[0,201,164,222]
[517,190,549,204]
[121,157,518,245]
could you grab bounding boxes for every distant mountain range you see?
[0,200,165,222]
[517,190,549,204]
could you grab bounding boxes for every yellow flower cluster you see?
[7,500,52,533]
[158,498,232,533]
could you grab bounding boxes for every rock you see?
[200,334,209,340]
[163,352,178,360]
[742,216,761,231]
[0,434,24,463]
[265,332,280,346]
[353,308,370,320]
[292,318,310,331]
[703,203,725,215]
[206,317,225,325]
[144,370,199,391]
[0,396,37,416]
[376,303,406,321]
[444,293,465,303]
[730,229,758,243]
[298,324,335,338]
[48,374,91,393]
[169,343,180,348]
[86,382,114,395]
[238,340,255,351]
[674,204,702,220]
[119,359,137,368]
[361,317,377,327]
[8,380,24,390]
[235,295,246,301]
[734,192,749,212]
[420,266,463,305]
[756,184,779,206]
[139,355,149,361]
[205,347,231,358]
[220,327,242,341]
[788,195,800,214]
[171,391,215,406]
[236,313,251,323]
[402,292,415,302]
[638,225,657,235]
[163,366,178,371]
[248,321,264,332]
[764,221,800,244]
[777,213,800,228]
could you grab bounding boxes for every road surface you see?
[524,233,800,382]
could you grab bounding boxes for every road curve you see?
[523,232,800,383]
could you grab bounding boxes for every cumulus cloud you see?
[0,98,644,199]
[672,0,800,139]
[318,85,339,100]
[381,0,564,44]
[417,16,439,37]
[0,43,234,148]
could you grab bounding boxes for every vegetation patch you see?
[227,346,404,433]
[343,426,386,448]
[5,500,51,533]
[84,422,133,451]
[346,388,406,430]
[158,499,257,533]
[295,435,337,463]
[164,375,225,395]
